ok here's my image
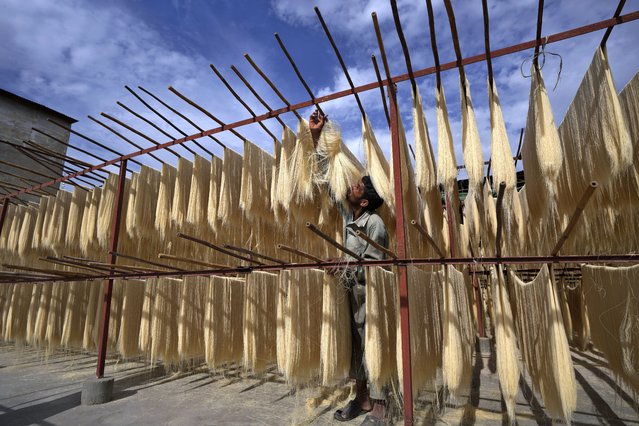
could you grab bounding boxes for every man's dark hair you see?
[361,175,384,211]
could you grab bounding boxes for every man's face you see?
[347,178,366,205]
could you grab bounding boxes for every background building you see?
[0,88,76,202]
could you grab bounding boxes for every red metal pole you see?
[388,85,413,424]
[95,159,127,378]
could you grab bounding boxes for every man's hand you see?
[309,109,327,145]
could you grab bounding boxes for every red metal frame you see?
[388,85,413,421]
[0,9,637,423]
[0,11,637,202]
[95,159,128,378]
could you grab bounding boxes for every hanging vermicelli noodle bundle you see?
[460,77,485,194]
[289,119,318,203]
[0,203,16,254]
[436,86,458,194]
[33,282,53,348]
[556,47,632,213]
[270,138,281,213]
[111,282,125,351]
[45,280,68,351]
[25,284,42,345]
[155,163,177,240]
[243,271,277,374]
[40,195,55,249]
[150,278,181,365]
[45,191,72,254]
[178,276,207,361]
[362,115,393,213]
[17,205,37,256]
[5,282,33,344]
[488,80,519,237]
[314,120,364,202]
[490,82,526,250]
[509,265,576,423]
[171,157,193,228]
[217,148,243,225]
[118,279,145,358]
[491,266,520,423]
[283,268,323,385]
[31,196,49,253]
[207,155,223,232]
[80,188,101,257]
[413,87,444,254]
[276,270,289,373]
[320,272,352,386]
[240,141,274,221]
[521,68,563,219]
[133,165,161,238]
[65,187,88,250]
[138,278,157,355]
[186,155,211,228]
[6,205,24,255]
[581,264,639,394]
[82,282,101,351]
[607,71,639,206]
[441,266,474,400]
[125,171,140,239]
[274,126,296,217]
[61,281,87,348]
[204,276,245,369]
[397,266,443,396]
[97,174,119,249]
[365,266,397,392]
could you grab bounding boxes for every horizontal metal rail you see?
[4,253,638,284]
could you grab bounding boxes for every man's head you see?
[347,175,384,212]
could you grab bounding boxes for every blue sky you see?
[1,0,637,183]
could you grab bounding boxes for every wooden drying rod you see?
[276,244,323,263]
[305,222,364,261]
[410,220,445,258]
[177,232,263,265]
[158,253,230,270]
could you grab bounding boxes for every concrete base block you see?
[476,336,492,356]
[81,376,114,405]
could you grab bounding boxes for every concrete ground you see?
[0,342,637,425]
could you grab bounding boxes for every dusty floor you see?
[0,342,637,425]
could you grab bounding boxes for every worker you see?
[310,109,390,425]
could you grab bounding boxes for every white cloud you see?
[0,0,282,170]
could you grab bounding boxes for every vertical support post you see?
[96,159,128,378]
[0,199,9,237]
[388,85,413,424]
